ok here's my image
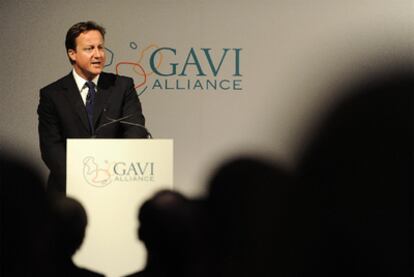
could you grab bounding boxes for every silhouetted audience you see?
[50,196,105,277]
[1,152,108,276]
[295,65,413,276]
[2,64,412,277]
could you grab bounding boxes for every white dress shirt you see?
[72,69,100,105]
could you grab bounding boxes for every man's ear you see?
[68,49,76,63]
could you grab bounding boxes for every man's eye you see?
[84,47,93,52]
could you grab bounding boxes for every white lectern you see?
[67,139,173,277]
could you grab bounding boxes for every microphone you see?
[93,110,152,139]
[105,114,153,139]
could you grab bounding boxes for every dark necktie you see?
[85,81,96,131]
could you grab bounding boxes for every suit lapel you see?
[94,72,114,127]
[61,73,91,132]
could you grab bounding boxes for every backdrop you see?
[1,0,412,275]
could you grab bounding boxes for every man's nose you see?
[93,48,104,58]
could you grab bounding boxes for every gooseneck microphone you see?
[92,110,152,139]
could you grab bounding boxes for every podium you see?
[67,139,173,277]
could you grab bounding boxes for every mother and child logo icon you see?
[82,157,113,187]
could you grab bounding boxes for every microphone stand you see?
[93,113,152,139]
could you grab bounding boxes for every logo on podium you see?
[83,157,114,187]
[82,156,156,187]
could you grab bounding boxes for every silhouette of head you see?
[1,153,52,276]
[206,156,292,277]
[50,197,88,258]
[296,65,413,275]
[138,190,195,276]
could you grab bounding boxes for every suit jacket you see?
[38,72,147,194]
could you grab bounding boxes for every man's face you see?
[68,30,106,80]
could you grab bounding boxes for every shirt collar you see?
[72,69,100,91]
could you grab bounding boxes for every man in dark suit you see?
[38,21,147,195]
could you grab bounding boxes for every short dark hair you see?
[65,21,106,64]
